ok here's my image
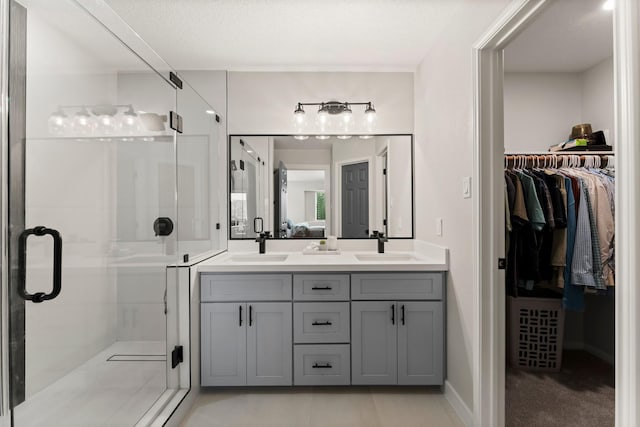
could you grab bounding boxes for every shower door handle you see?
[18,226,63,303]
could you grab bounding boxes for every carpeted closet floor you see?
[506,350,615,427]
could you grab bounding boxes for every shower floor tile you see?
[13,341,167,427]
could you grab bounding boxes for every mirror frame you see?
[228,134,415,240]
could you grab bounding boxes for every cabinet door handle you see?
[311,320,332,326]
[401,304,405,325]
[311,285,332,290]
[391,304,395,325]
[249,305,253,326]
[239,305,243,327]
[312,363,332,369]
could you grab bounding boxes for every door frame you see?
[472,0,639,426]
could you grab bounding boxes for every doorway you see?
[473,0,639,426]
[341,161,369,238]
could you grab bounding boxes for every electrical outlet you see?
[436,218,443,236]
[463,177,472,198]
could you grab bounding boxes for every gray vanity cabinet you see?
[351,301,398,384]
[351,273,444,386]
[201,302,247,386]
[201,271,445,388]
[200,274,293,386]
[246,302,293,385]
[397,301,443,385]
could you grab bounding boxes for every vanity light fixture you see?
[294,101,376,125]
[47,104,167,136]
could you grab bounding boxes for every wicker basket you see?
[508,296,565,372]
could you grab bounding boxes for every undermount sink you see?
[355,253,417,262]
[229,254,288,262]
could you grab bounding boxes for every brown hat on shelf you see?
[569,123,593,140]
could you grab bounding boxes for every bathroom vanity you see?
[198,251,446,387]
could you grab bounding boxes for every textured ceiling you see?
[104,0,491,70]
[505,0,613,73]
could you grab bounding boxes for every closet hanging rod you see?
[505,153,614,169]
[504,151,615,155]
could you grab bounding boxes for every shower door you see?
[6,0,180,425]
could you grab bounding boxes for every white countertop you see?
[197,250,448,273]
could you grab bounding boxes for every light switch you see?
[463,177,472,198]
[436,218,443,236]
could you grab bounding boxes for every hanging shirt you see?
[517,171,546,231]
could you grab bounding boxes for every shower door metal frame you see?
[0,0,9,420]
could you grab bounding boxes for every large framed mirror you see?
[228,135,414,239]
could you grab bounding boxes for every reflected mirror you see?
[229,135,414,239]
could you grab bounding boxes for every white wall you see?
[581,56,615,148]
[504,56,615,152]
[385,135,412,237]
[227,71,414,134]
[286,178,325,224]
[273,148,332,233]
[413,0,511,410]
[504,73,582,151]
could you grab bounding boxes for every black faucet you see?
[370,230,388,253]
[256,231,271,254]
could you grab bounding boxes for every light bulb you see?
[120,106,140,134]
[47,109,69,136]
[96,114,117,134]
[294,135,309,140]
[364,103,377,132]
[71,107,97,135]
[318,109,328,124]
[337,135,352,140]
[602,0,614,10]
[342,104,352,124]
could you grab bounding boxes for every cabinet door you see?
[247,302,293,385]
[351,301,397,385]
[397,301,443,385]
[201,303,246,386]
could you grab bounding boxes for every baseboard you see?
[583,344,615,365]
[444,380,473,427]
[563,342,614,365]
[563,341,584,350]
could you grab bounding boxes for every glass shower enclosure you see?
[1,0,224,425]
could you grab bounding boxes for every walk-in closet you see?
[502,0,615,425]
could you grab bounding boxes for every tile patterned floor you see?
[13,341,166,427]
[181,387,464,427]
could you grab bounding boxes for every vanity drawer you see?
[293,302,350,343]
[351,273,443,300]
[200,274,292,302]
[294,344,351,385]
[293,274,350,301]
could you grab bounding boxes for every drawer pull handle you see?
[312,363,332,369]
[401,304,405,325]
[312,320,332,326]
[391,304,395,325]
[311,286,332,290]
[239,305,243,327]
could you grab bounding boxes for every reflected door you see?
[342,162,369,238]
